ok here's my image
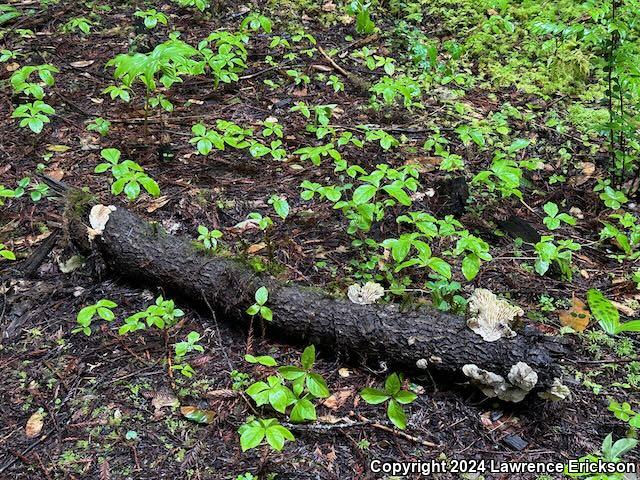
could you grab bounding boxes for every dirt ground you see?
[1,0,640,479]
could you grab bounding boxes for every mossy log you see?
[71,204,567,396]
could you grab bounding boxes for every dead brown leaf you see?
[323,389,353,410]
[559,297,590,332]
[25,411,44,438]
[151,389,180,417]
[70,60,95,68]
[247,242,266,254]
[146,196,170,213]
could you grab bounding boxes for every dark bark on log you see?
[73,205,566,392]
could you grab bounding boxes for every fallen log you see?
[69,201,567,401]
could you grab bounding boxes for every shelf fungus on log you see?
[67,203,568,400]
[463,289,570,402]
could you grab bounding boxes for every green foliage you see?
[148,94,173,112]
[261,118,283,138]
[0,185,17,206]
[62,17,94,34]
[73,299,117,336]
[190,121,252,155]
[236,474,257,480]
[425,278,466,313]
[172,0,210,13]
[172,331,204,377]
[566,433,637,479]
[13,177,50,202]
[382,233,452,279]
[95,148,160,201]
[0,243,16,261]
[360,373,417,430]
[300,181,342,202]
[454,231,492,281]
[238,417,294,452]
[119,296,184,334]
[247,286,272,321]
[240,12,272,33]
[247,212,273,231]
[326,75,344,92]
[174,331,204,358]
[197,225,223,250]
[542,202,576,230]
[86,117,111,136]
[11,100,55,134]
[0,49,19,62]
[268,195,289,220]
[472,147,525,200]
[103,84,131,102]
[370,75,422,109]
[595,180,628,209]
[245,354,277,366]
[134,9,168,29]
[245,345,329,425]
[608,400,640,428]
[534,235,581,280]
[10,64,59,99]
[106,37,201,95]
[0,4,20,25]
[231,370,252,390]
[587,289,640,335]
[347,0,375,34]
[286,69,310,86]
[599,212,640,260]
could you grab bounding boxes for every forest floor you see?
[1,0,639,479]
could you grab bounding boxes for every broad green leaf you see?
[101,148,121,163]
[387,398,407,429]
[393,389,417,405]
[360,387,389,405]
[97,307,115,321]
[618,320,640,333]
[239,424,265,451]
[428,257,451,279]
[461,254,480,281]
[255,286,268,305]
[586,289,619,335]
[279,366,306,380]
[139,176,160,197]
[260,306,273,321]
[306,373,330,398]
[352,184,377,205]
[301,345,315,370]
[77,306,95,326]
[290,398,316,422]
[384,373,401,395]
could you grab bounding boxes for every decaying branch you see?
[67,202,568,400]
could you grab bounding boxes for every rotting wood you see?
[67,202,568,398]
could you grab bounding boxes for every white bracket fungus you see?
[347,281,385,305]
[467,289,523,342]
[462,362,538,403]
[87,204,116,241]
[538,378,571,401]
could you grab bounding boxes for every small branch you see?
[356,414,439,448]
[317,45,350,78]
